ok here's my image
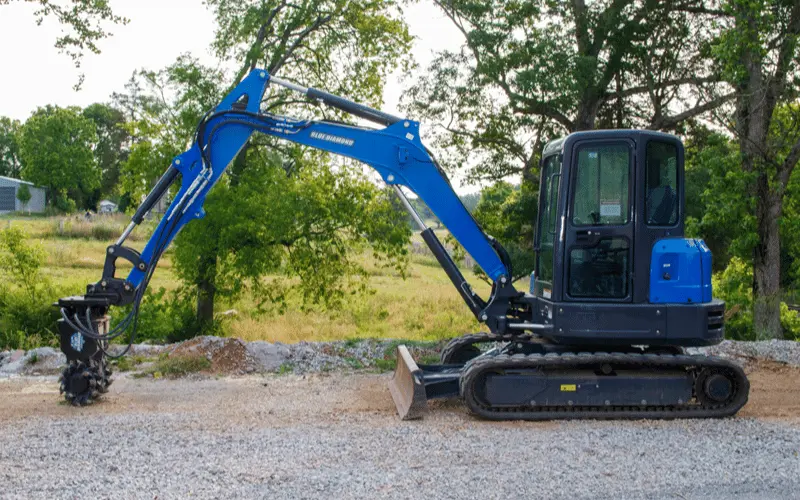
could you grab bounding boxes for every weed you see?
[113,356,134,372]
[144,355,211,377]
[112,355,151,372]
[344,357,364,369]
[381,339,439,359]
[417,354,440,365]
[374,358,396,371]
[278,363,294,375]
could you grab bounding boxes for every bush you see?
[713,256,800,340]
[146,354,211,377]
[52,216,146,241]
[54,194,77,214]
[0,287,63,349]
[0,227,79,349]
[113,287,225,345]
[781,303,800,341]
[713,257,754,340]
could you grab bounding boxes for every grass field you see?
[1,214,507,344]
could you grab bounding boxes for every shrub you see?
[113,287,225,345]
[54,194,77,214]
[713,257,754,340]
[713,257,800,340]
[781,303,800,341]
[0,288,62,349]
[0,227,78,349]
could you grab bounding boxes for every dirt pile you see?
[170,336,256,374]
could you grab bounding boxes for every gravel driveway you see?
[1,363,799,499]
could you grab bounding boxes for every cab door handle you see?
[575,230,602,246]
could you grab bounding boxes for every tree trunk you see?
[574,92,601,131]
[752,176,783,339]
[196,254,217,327]
[574,102,597,131]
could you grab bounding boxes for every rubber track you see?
[460,352,749,420]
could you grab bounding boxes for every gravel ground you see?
[1,362,800,499]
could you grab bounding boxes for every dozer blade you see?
[389,345,428,420]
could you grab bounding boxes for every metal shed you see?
[0,176,46,214]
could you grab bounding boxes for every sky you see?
[0,0,463,121]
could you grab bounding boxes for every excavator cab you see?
[531,130,723,348]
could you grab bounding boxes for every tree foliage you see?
[15,184,31,213]
[113,56,225,204]
[208,0,412,108]
[0,117,23,178]
[18,106,99,210]
[112,1,415,326]
[83,103,129,202]
[174,153,410,313]
[403,0,727,184]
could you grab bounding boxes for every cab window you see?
[572,144,630,226]
[645,142,678,226]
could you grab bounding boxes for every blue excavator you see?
[56,69,749,420]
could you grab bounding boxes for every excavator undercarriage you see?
[391,335,749,420]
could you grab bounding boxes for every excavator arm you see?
[56,69,532,404]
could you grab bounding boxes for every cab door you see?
[563,140,635,302]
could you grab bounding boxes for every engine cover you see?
[649,238,712,304]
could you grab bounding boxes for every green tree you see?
[83,103,129,202]
[0,117,23,178]
[0,0,127,88]
[711,0,800,339]
[457,182,537,282]
[19,106,99,210]
[177,0,414,325]
[209,0,412,105]
[684,126,753,271]
[403,0,729,185]
[118,0,414,327]
[114,57,223,204]
[15,184,31,214]
[174,153,410,322]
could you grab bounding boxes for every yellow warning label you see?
[560,384,577,392]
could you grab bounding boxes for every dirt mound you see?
[170,336,254,374]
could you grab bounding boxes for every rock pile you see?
[2,337,799,377]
